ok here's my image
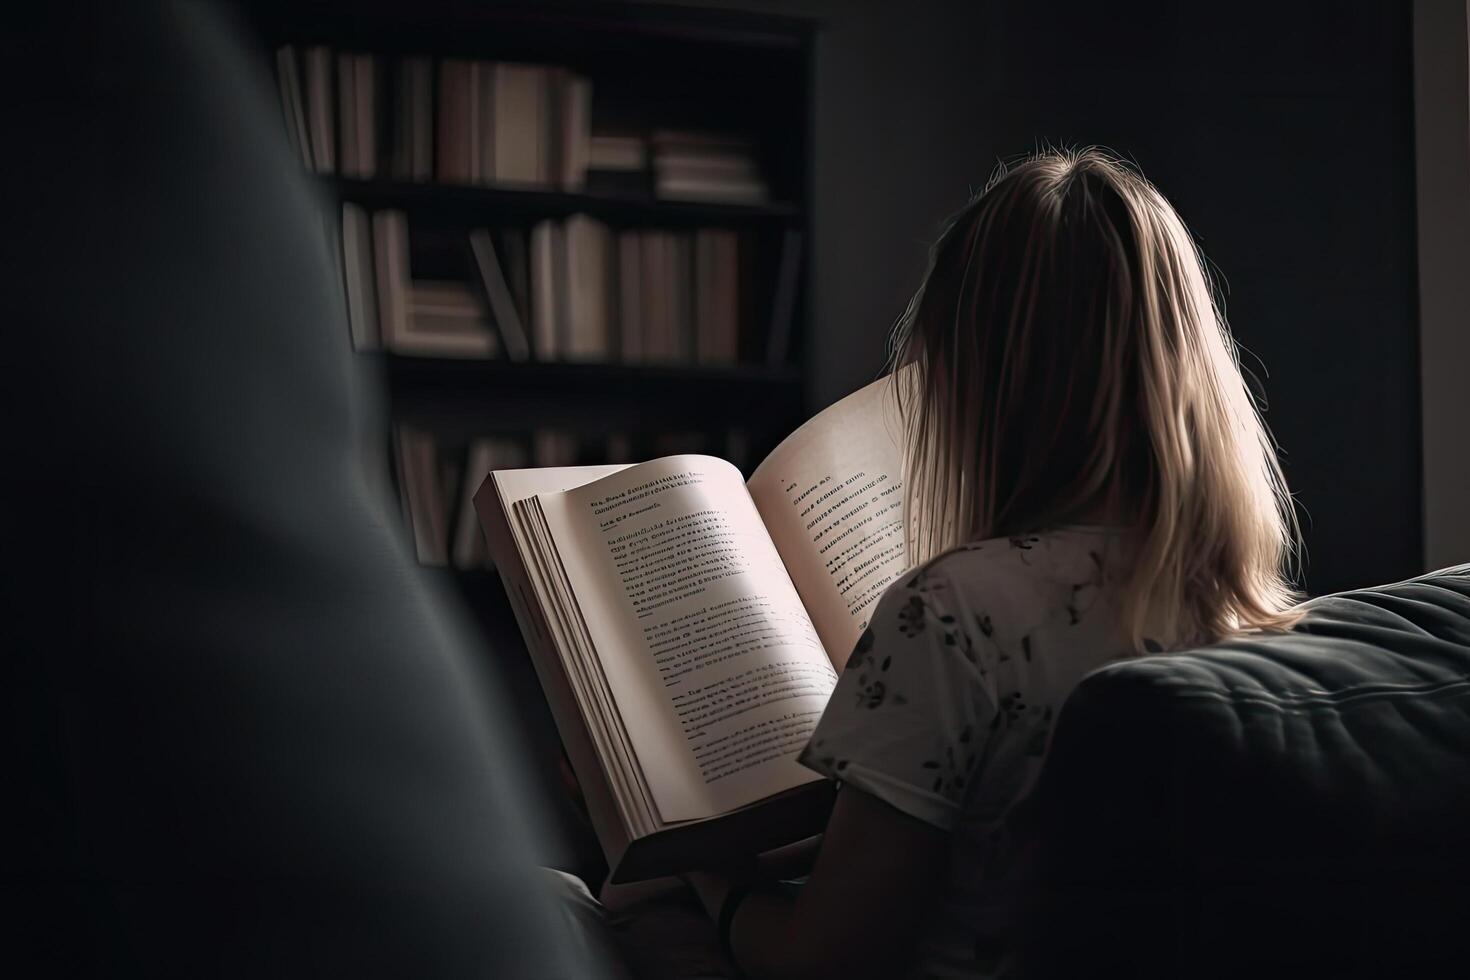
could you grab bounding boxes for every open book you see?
[475,376,907,881]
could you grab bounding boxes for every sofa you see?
[1016,564,1470,978]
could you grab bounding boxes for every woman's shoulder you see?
[898,525,1124,597]
[863,526,1128,658]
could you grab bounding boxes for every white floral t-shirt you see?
[799,526,1159,979]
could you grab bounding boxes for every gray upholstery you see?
[1016,564,1470,978]
[3,4,606,975]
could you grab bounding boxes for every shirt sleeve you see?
[798,571,998,830]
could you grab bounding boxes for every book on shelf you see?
[336,52,378,179]
[585,132,648,198]
[564,214,614,361]
[436,58,475,185]
[530,219,564,360]
[667,233,693,363]
[391,56,433,182]
[494,63,544,186]
[373,210,412,350]
[694,229,739,365]
[617,230,643,363]
[341,202,381,351]
[475,375,907,881]
[651,129,768,204]
[302,45,336,174]
[554,69,593,191]
[337,54,358,177]
[471,229,532,361]
[639,230,669,362]
[355,55,379,178]
[373,210,498,357]
[495,228,533,341]
[404,281,499,358]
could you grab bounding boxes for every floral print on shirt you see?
[797,527,1147,980]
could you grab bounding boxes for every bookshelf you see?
[252,0,815,530]
[249,0,815,879]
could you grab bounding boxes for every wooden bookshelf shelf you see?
[328,177,800,227]
[383,354,805,434]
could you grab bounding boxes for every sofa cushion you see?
[1015,565,1470,979]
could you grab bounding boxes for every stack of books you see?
[358,209,511,358]
[274,45,592,190]
[651,130,768,204]
[584,133,648,197]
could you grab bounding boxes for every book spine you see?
[694,229,716,365]
[303,45,336,174]
[390,57,410,179]
[493,64,542,186]
[530,219,559,360]
[618,230,642,365]
[560,73,591,190]
[565,215,614,361]
[477,61,496,185]
[410,58,433,181]
[471,228,531,361]
[336,52,358,177]
[551,218,571,356]
[372,210,411,351]
[437,58,471,184]
[669,233,692,364]
[356,55,378,179]
[641,231,666,363]
[341,202,381,351]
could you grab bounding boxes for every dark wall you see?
[663,0,1423,595]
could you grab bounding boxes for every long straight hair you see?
[889,147,1302,649]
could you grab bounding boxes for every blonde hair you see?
[888,147,1302,650]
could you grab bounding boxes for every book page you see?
[536,455,836,824]
[747,374,908,671]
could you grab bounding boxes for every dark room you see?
[5,1,1468,977]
